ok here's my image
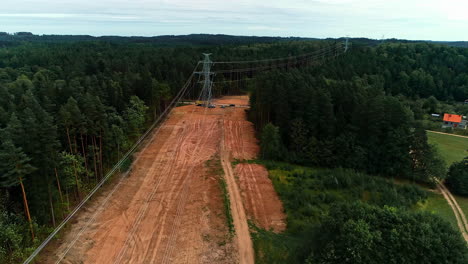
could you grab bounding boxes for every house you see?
[442,113,467,129]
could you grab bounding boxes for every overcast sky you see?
[1,0,467,40]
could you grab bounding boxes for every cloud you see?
[0,13,74,18]
[0,0,467,40]
[0,12,146,22]
[247,26,283,31]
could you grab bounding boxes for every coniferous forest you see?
[1,34,468,262]
[251,42,468,263]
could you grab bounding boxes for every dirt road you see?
[42,95,284,264]
[438,183,468,243]
[427,130,468,139]
[220,147,255,264]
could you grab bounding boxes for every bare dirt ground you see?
[234,164,286,232]
[218,96,286,233]
[41,95,284,264]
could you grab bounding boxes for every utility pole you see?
[197,53,214,106]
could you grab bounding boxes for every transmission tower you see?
[197,53,214,106]
[380,35,386,45]
[344,36,349,53]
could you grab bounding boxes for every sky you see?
[1,0,468,41]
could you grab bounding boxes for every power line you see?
[212,42,342,65]
[196,53,215,106]
[212,45,341,75]
[23,62,201,264]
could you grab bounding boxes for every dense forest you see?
[1,34,468,262]
[252,42,468,183]
[251,41,468,262]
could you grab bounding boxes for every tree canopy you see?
[446,157,468,196]
[311,202,468,264]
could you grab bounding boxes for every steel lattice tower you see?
[198,53,214,106]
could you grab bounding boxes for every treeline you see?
[0,33,316,46]
[332,43,468,101]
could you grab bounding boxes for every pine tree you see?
[410,126,445,185]
[0,140,36,240]
[124,96,149,139]
[289,118,309,160]
[260,123,282,160]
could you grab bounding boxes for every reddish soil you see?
[234,164,286,232]
[41,95,284,264]
[220,96,286,232]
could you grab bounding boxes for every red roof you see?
[443,113,462,123]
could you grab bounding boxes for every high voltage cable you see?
[212,47,337,83]
[23,62,201,264]
[212,42,342,65]
[212,46,341,75]
[213,45,340,73]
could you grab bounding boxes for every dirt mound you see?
[234,164,286,232]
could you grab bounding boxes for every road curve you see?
[437,183,468,243]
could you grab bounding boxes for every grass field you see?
[455,194,468,221]
[427,130,468,222]
[427,131,468,165]
[419,192,459,229]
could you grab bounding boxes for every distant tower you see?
[344,36,349,53]
[198,53,214,106]
[380,35,386,45]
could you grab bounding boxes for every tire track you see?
[113,118,195,263]
[160,120,219,264]
[53,113,182,263]
[142,109,216,263]
[236,117,269,228]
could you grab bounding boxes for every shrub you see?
[446,157,468,196]
[310,202,468,264]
